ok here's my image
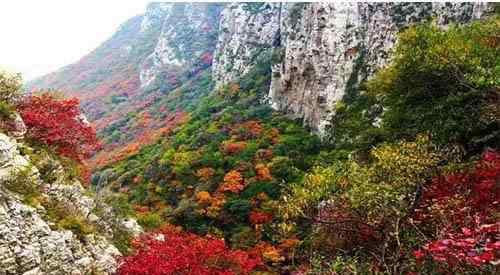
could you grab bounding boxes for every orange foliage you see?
[133,205,150,213]
[221,141,247,155]
[279,238,301,251]
[255,164,273,181]
[195,191,212,204]
[89,112,188,170]
[206,194,226,218]
[195,167,215,182]
[78,164,92,186]
[231,120,264,139]
[218,170,245,193]
[251,242,284,263]
[196,191,226,218]
[245,120,263,137]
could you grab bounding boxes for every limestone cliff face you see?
[213,2,492,134]
[212,3,281,87]
[0,120,140,274]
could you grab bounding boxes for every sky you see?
[0,0,151,81]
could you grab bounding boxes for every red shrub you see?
[414,150,500,268]
[249,210,273,225]
[222,141,247,155]
[117,225,262,275]
[18,93,100,162]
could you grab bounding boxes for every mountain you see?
[14,2,499,274]
[213,2,492,134]
[27,3,223,169]
[0,104,141,274]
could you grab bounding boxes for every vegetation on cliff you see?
[103,16,499,274]
[1,7,498,275]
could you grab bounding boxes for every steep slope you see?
[27,3,223,169]
[100,11,500,273]
[213,2,494,134]
[0,126,140,274]
[18,2,499,273]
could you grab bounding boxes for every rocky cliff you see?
[0,118,140,274]
[212,3,281,87]
[27,2,494,138]
[213,2,493,134]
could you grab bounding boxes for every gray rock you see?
[0,130,141,274]
[212,3,281,87]
[212,2,492,135]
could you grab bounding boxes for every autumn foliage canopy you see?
[117,225,262,275]
[18,93,100,161]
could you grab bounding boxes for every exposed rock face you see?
[0,132,140,274]
[0,194,119,275]
[213,2,492,134]
[270,2,492,134]
[0,133,31,181]
[139,3,223,88]
[212,3,281,87]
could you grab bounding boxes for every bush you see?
[137,212,163,230]
[3,166,41,206]
[118,225,262,275]
[18,93,100,162]
[224,199,252,222]
[0,101,15,120]
[413,150,500,272]
[57,215,95,239]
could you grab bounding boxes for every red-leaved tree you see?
[18,93,100,162]
[117,225,262,275]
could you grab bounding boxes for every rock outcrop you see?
[212,3,281,87]
[0,131,140,274]
[213,2,493,134]
[139,3,223,88]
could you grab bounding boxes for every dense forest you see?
[0,2,499,275]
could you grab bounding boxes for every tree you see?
[367,19,500,148]
[18,93,100,162]
[196,167,215,182]
[255,164,272,181]
[331,18,500,151]
[219,170,245,193]
[118,225,262,275]
[222,141,247,155]
[279,136,448,270]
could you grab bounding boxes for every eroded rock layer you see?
[213,2,492,134]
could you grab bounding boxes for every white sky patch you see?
[0,0,151,81]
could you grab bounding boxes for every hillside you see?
[8,2,499,274]
[0,72,142,274]
[27,3,223,169]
